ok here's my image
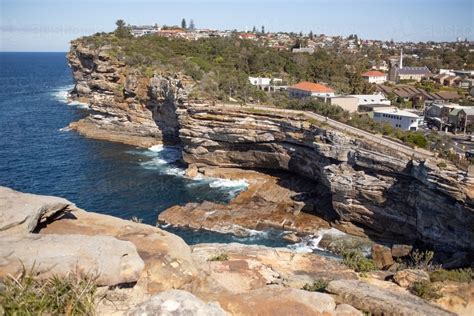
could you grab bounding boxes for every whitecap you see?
[51,85,74,103]
[288,228,346,253]
[68,100,89,109]
[59,126,71,132]
[209,178,249,189]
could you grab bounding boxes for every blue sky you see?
[1,0,473,51]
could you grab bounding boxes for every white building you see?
[373,108,420,131]
[350,94,391,107]
[361,71,387,84]
[249,77,272,86]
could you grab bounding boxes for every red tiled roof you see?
[361,71,386,77]
[289,81,334,93]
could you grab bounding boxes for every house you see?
[326,96,359,112]
[372,108,420,131]
[288,82,335,99]
[448,107,474,132]
[361,71,387,84]
[249,77,271,87]
[248,77,284,91]
[459,78,474,89]
[388,50,431,83]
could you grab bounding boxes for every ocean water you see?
[0,52,294,247]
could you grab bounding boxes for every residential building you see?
[372,108,420,131]
[288,82,335,99]
[459,78,474,89]
[361,71,387,84]
[448,107,474,132]
[248,77,284,91]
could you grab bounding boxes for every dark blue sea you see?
[0,52,290,247]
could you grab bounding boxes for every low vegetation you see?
[208,253,229,261]
[409,281,442,300]
[341,249,376,272]
[430,268,474,283]
[0,273,97,315]
[302,279,329,293]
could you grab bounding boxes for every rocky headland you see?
[1,187,471,315]
[66,38,474,268]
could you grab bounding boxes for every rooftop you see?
[361,70,386,77]
[397,67,431,75]
[373,108,420,118]
[289,81,334,93]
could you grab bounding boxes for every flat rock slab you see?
[191,243,357,295]
[327,280,455,316]
[126,290,227,316]
[38,209,198,293]
[212,286,360,316]
[0,186,73,235]
[0,234,144,286]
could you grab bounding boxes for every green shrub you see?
[410,281,442,300]
[0,273,97,315]
[437,162,447,169]
[342,250,376,272]
[302,279,329,292]
[430,268,474,283]
[208,253,229,261]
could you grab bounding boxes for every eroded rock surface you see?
[327,279,454,315]
[0,186,73,235]
[126,290,227,316]
[0,234,144,286]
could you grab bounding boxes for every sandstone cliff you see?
[66,39,474,266]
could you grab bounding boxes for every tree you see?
[252,26,256,33]
[114,19,130,38]
[309,31,314,39]
[189,19,195,30]
[261,25,265,34]
[181,18,187,29]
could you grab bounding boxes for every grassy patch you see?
[342,250,376,272]
[430,268,474,283]
[0,273,97,315]
[410,281,442,300]
[208,253,229,262]
[302,279,329,293]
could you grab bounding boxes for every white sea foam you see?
[59,126,71,132]
[288,228,346,253]
[51,85,74,103]
[68,100,90,109]
[149,144,164,152]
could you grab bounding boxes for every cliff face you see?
[67,40,474,265]
[68,40,186,144]
[179,106,474,263]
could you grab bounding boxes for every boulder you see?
[393,269,430,288]
[392,244,413,258]
[0,187,73,235]
[0,234,144,286]
[371,244,394,269]
[326,280,454,315]
[126,290,227,316]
